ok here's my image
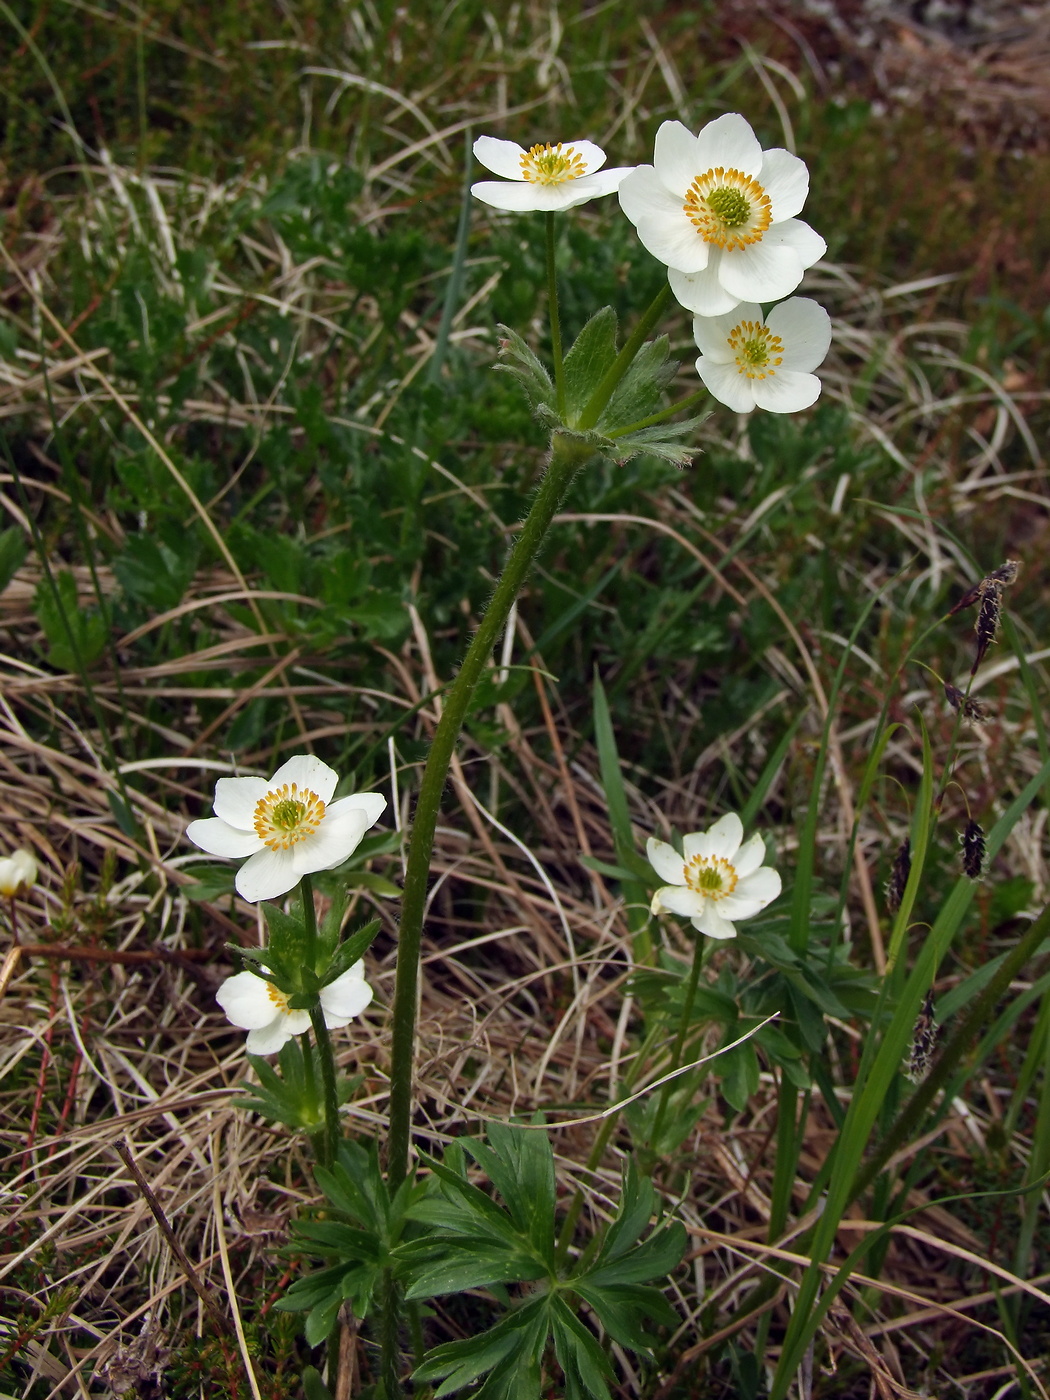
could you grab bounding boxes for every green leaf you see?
[550,1295,613,1400]
[262,901,309,978]
[462,1121,557,1265]
[494,325,555,411]
[562,307,618,423]
[33,569,108,671]
[301,1366,333,1400]
[0,526,27,594]
[413,1297,548,1397]
[320,917,381,987]
[398,1238,545,1301]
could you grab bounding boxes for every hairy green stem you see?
[577,282,671,431]
[546,212,566,418]
[309,1008,340,1170]
[379,1267,402,1400]
[649,939,705,1153]
[386,433,595,1188]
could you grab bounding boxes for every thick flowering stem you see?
[576,282,671,431]
[545,211,566,419]
[386,433,595,1188]
[309,1007,340,1170]
[649,937,705,1154]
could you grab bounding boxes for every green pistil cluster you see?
[706,186,751,229]
[696,865,725,892]
[271,798,307,831]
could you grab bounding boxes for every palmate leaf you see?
[403,1130,685,1399]
[413,1297,548,1399]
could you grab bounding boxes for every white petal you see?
[246,1015,303,1055]
[692,303,761,361]
[186,817,263,859]
[736,866,782,905]
[719,240,805,304]
[646,837,686,885]
[670,261,741,316]
[212,776,269,829]
[654,884,707,918]
[470,180,594,212]
[577,166,634,196]
[290,806,369,874]
[716,894,767,921]
[321,966,374,1022]
[235,846,298,903]
[733,832,768,879]
[766,298,832,373]
[692,905,738,940]
[652,120,703,196]
[695,113,762,178]
[269,755,339,804]
[759,148,810,221]
[752,370,823,414]
[619,168,710,273]
[682,813,742,862]
[562,139,607,174]
[216,971,282,1030]
[329,791,387,828]
[472,136,527,179]
[695,357,757,412]
[763,217,827,269]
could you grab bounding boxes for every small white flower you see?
[216,962,374,1056]
[694,298,831,414]
[471,136,633,212]
[187,755,385,903]
[0,848,37,897]
[618,113,826,315]
[647,813,781,941]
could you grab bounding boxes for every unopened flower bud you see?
[0,848,38,897]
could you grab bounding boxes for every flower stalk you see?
[545,212,566,418]
[386,431,596,1188]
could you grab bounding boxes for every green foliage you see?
[33,568,108,671]
[406,1128,685,1397]
[277,1138,425,1345]
[0,525,26,593]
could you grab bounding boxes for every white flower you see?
[187,755,386,903]
[646,813,781,941]
[471,136,633,212]
[216,962,374,1056]
[693,298,831,414]
[618,113,826,316]
[0,848,37,897]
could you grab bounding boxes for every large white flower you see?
[647,813,781,941]
[187,755,386,903]
[693,297,831,414]
[618,113,826,315]
[471,136,633,212]
[216,963,374,1056]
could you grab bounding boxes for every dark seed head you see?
[885,837,911,915]
[906,989,939,1083]
[961,819,986,880]
[944,682,987,722]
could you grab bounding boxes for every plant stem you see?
[577,282,671,431]
[379,1267,402,1400]
[386,433,595,1188]
[309,1008,340,1169]
[546,212,566,419]
[649,938,705,1153]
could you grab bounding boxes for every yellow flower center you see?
[683,167,772,250]
[520,142,588,186]
[683,854,738,900]
[253,782,326,851]
[726,319,784,380]
[267,983,292,1014]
